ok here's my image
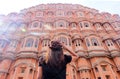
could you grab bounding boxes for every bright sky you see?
[0,0,120,15]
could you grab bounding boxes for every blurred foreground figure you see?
[37,41,77,79]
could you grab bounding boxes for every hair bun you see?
[50,41,62,50]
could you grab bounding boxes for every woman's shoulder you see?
[64,54,72,63]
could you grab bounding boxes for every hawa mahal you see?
[0,4,120,79]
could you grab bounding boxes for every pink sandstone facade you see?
[0,4,120,79]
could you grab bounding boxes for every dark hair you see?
[47,41,64,67]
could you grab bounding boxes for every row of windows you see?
[31,21,91,29]
[1,21,119,34]
[35,11,85,17]
[17,67,33,79]
[22,38,39,48]
[0,38,119,49]
[30,21,120,31]
[20,67,33,74]
[42,37,72,47]
[79,69,90,73]
[0,40,6,48]
[86,38,100,47]
[95,65,108,72]
[28,10,113,20]
[74,39,81,46]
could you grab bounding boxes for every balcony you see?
[16,52,38,59]
[19,47,38,53]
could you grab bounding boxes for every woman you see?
[37,41,77,79]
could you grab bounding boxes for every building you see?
[0,4,120,79]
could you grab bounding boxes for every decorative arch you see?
[102,22,111,26]
[32,21,39,28]
[25,38,34,47]
[76,10,85,17]
[94,13,103,19]
[12,61,36,70]
[86,12,94,18]
[78,20,92,29]
[93,22,102,26]
[22,34,39,39]
[84,33,101,38]
[56,10,64,16]
[71,34,81,41]
[92,59,115,68]
[69,22,78,28]
[26,11,34,17]
[54,19,68,28]
[67,11,74,16]
[91,37,99,46]
[36,11,44,17]
[0,39,6,48]
[84,34,102,47]
[86,38,90,47]
[47,11,54,16]
[53,32,71,39]
[52,33,71,46]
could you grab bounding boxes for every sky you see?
[0,0,120,15]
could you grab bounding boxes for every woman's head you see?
[49,41,62,50]
[46,41,64,67]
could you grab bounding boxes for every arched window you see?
[91,38,99,46]
[67,11,73,17]
[77,12,84,17]
[104,24,109,29]
[79,22,83,28]
[36,12,43,17]
[0,40,6,48]
[42,40,49,47]
[96,14,101,19]
[84,22,89,27]
[71,23,77,28]
[104,23,112,30]
[29,69,33,74]
[58,22,64,27]
[95,24,101,30]
[56,11,64,16]
[89,13,94,18]
[35,39,39,48]
[47,11,54,17]
[10,41,17,47]
[20,67,26,73]
[56,20,67,28]
[25,38,34,47]
[75,39,81,46]
[33,22,38,27]
[58,37,67,45]
[105,40,114,46]
[95,67,99,72]
[86,39,90,47]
